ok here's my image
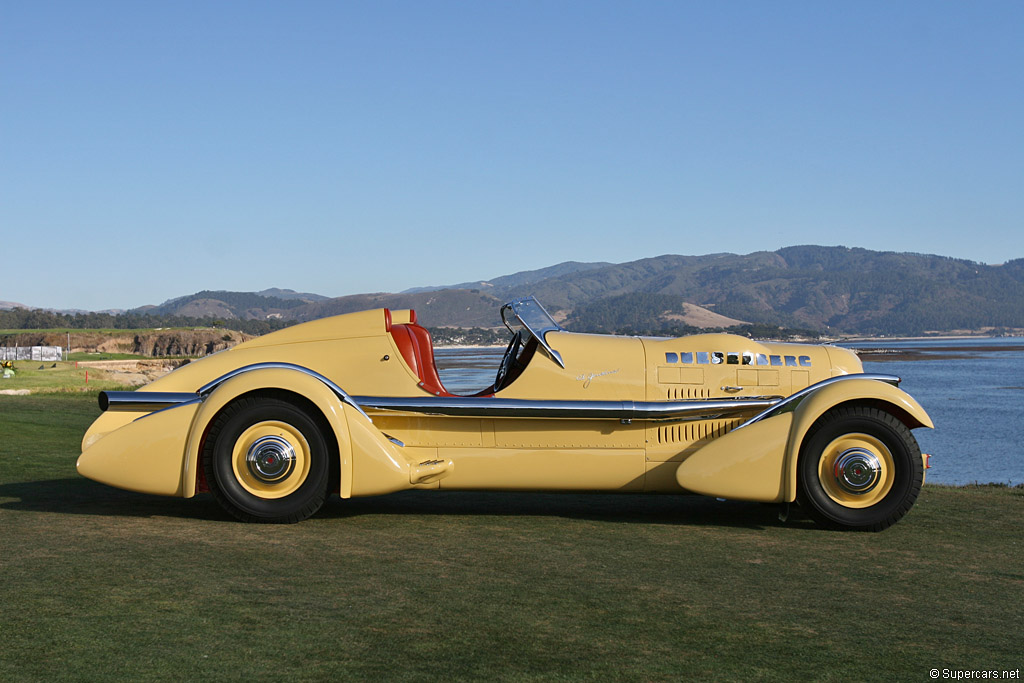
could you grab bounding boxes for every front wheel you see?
[204,395,331,523]
[797,405,923,531]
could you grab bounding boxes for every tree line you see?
[0,308,294,336]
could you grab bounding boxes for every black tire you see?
[797,405,923,531]
[203,394,331,523]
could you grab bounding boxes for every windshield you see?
[500,297,565,368]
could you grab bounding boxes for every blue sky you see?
[2,1,1022,311]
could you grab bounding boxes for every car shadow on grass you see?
[0,477,225,521]
[319,490,819,531]
[0,478,821,531]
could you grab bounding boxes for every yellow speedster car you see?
[79,297,932,530]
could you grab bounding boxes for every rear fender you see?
[78,399,200,497]
[183,367,411,499]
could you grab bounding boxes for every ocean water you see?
[434,339,1024,486]
[846,338,1023,486]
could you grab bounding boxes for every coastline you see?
[849,341,1024,362]
[435,337,1024,357]
[434,344,505,351]
[838,332,1024,342]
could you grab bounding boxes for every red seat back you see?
[387,310,450,397]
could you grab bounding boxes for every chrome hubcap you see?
[833,448,882,494]
[246,435,296,484]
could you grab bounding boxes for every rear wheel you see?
[797,405,922,531]
[204,395,330,523]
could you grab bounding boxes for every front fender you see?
[782,377,932,501]
[675,377,932,503]
[675,412,792,502]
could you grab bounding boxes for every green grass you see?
[1,394,1021,681]
[0,361,132,393]
[67,351,148,361]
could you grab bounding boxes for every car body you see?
[79,297,932,530]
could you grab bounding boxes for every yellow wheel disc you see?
[817,432,895,508]
[230,420,311,499]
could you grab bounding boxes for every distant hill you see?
[563,294,749,334]
[0,300,124,315]
[506,247,1024,335]
[138,290,327,321]
[138,289,506,327]
[255,288,329,302]
[21,246,1021,337]
[403,261,614,294]
[288,290,505,328]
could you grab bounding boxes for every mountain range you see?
[115,246,1024,336]
[401,261,614,294]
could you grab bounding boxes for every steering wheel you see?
[494,331,523,392]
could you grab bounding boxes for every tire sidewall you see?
[209,398,329,521]
[799,408,922,530]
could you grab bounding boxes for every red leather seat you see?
[387,310,450,397]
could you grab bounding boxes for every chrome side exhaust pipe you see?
[99,391,197,413]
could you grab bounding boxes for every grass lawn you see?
[67,352,149,361]
[0,361,132,393]
[0,394,1021,681]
